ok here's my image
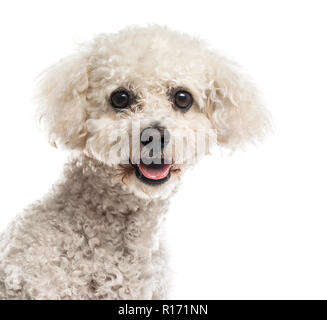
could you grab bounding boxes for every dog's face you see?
[37,26,270,199]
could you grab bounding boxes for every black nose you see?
[141,126,170,149]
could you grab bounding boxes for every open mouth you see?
[133,160,172,185]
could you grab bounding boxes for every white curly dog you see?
[0,26,270,299]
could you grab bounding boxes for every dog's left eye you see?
[110,89,131,109]
[173,90,193,111]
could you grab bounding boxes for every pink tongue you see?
[138,162,171,180]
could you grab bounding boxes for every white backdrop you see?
[0,0,326,299]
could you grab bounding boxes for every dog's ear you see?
[206,55,271,150]
[36,53,89,149]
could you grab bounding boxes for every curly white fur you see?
[0,25,271,299]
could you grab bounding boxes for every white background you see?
[0,0,326,299]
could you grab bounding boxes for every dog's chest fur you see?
[0,156,170,299]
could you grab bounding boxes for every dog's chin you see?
[129,174,178,200]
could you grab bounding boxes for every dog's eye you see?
[110,90,131,109]
[174,90,193,111]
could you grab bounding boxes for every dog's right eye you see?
[110,90,131,109]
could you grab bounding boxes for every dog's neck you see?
[48,155,169,255]
[37,154,171,298]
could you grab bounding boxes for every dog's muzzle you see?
[134,126,172,185]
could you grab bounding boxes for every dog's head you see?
[37,26,271,199]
